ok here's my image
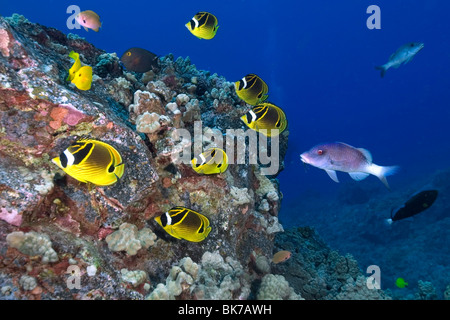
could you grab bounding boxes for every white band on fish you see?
[64,149,75,167]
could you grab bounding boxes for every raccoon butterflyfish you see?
[185,12,219,40]
[51,139,124,186]
[75,10,102,32]
[191,147,228,175]
[67,51,82,82]
[154,206,212,242]
[235,74,269,106]
[240,103,288,137]
[120,47,159,73]
[71,66,93,91]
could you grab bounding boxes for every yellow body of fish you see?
[76,10,102,32]
[155,206,211,242]
[52,139,124,186]
[241,103,288,137]
[185,12,219,40]
[67,51,81,81]
[235,74,269,106]
[71,66,93,91]
[191,148,228,175]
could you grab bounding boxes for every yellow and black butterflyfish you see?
[154,206,212,242]
[235,74,269,106]
[185,12,219,40]
[191,147,228,175]
[52,139,124,186]
[241,102,288,137]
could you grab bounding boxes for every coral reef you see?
[0,14,390,301]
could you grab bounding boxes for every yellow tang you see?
[235,74,269,106]
[52,139,124,186]
[71,66,93,91]
[191,147,228,175]
[155,206,212,242]
[241,102,288,137]
[185,12,219,40]
[67,51,81,82]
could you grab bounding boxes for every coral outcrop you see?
[0,14,391,301]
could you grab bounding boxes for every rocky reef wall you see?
[0,14,390,300]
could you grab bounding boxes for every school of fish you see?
[54,8,429,250]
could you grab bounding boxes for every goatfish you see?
[185,12,219,40]
[235,74,269,106]
[241,103,287,137]
[192,147,228,175]
[71,66,93,91]
[300,142,398,189]
[52,139,124,186]
[120,47,159,73]
[67,51,81,82]
[75,10,102,32]
[387,190,438,224]
[376,42,424,78]
[155,206,212,242]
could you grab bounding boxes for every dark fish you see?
[120,47,159,73]
[388,190,438,223]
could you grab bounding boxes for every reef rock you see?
[0,15,292,300]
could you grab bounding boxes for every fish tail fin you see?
[368,164,399,190]
[375,65,387,78]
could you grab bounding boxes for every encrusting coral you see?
[105,223,157,256]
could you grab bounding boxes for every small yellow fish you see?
[185,12,219,40]
[155,206,212,242]
[395,277,408,288]
[272,250,292,264]
[241,103,288,137]
[235,74,269,106]
[52,139,124,186]
[75,10,102,32]
[191,147,228,175]
[71,66,93,91]
[67,51,81,82]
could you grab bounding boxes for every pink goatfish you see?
[300,142,398,189]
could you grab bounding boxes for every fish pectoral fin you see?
[349,172,370,181]
[325,169,339,183]
[84,27,89,32]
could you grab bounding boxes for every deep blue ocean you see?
[2,0,449,299]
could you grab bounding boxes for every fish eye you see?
[83,19,86,23]
[410,43,415,47]
[127,52,131,56]
[317,150,323,155]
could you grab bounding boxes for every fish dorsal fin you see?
[325,169,339,183]
[357,148,373,163]
[349,172,370,181]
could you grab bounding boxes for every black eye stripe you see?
[60,152,68,168]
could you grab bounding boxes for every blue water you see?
[2,0,450,299]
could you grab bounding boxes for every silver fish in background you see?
[300,142,399,189]
[375,42,424,78]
